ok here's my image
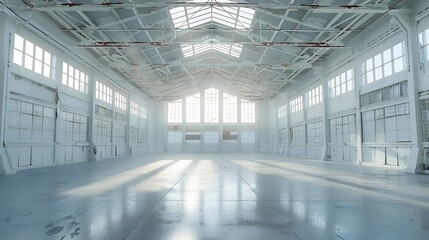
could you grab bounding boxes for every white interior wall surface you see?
[274,0,429,173]
[416,2,429,171]
[0,11,150,174]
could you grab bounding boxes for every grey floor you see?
[1,153,429,240]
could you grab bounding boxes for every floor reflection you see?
[1,154,429,240]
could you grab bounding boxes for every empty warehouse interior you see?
[1,0,429,239]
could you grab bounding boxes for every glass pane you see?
[25,40,34,55]
[69,65,74,76]
[384,62,393,77]
[340,73,346,83]
[374,54,382,67]
[393,43,403,58]
[375,67,383,81]
[62,73,67,85]
[347,80,353,91]
[62,62,68,73]
[425,29,429,45]
[346,69,353,80]
[24,54,33,70]
[336,86,341,96]
[35,46,43,61]
[366,59,373,71]
[394,57,404,73]
[44,52,51,65]
[383,49,392,62]
[34,60,42,74]
[14,35,24,51]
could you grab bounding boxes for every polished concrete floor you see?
[1,153,429,240]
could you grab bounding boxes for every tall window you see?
[130,101,139,115]
[95,81,112,104]
[278,103,287,118]
[13,34,54,79]
[308,85,323,106]
[62,62,88,93]
[114,92,127,110]
[205,88,219,123]
[168,100,182,123]
[328,69,354,98]
[362,103,410,143]
[223,93,237,123]
[307,121,323,144]
[290,96,303,113]
[186,93,201,123]
[419,27,429,62]
[241,100,255,123]
[362,42,405,85]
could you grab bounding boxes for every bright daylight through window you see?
[170,0,255,58]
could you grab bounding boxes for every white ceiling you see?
[3,0,406,101]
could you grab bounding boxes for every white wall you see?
[273,0,429,173]
[0,11,151,174]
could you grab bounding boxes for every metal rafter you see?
[3,0,403,100]
[28,2,393,14]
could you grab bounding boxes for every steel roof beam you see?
[76,41,346,48]
[28,2,392,14]
[66,27,361,33]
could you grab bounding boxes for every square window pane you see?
[24,54,33,70]
[340,73,346,83]
[374,67,383,81]
[335,76,340,86]
[14,35,24,51]
[366,59,373,71]
[384,62,393,77]
[425,30,429,45]
[62,73,68,85]
[393,43,403,58]
[341,83,346,94]
[374,54,382,67]
[68,76,74,87]
[394,57,404,73]
[34,60,42,74]
[347,80,353,91]
[44,52,51,65]
[35,46,43,61]
[25,41,34,55]
[346,69,353,80]
[383,49,392,62]
[336,86,341,96]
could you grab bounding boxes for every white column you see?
[0,13,16,175]
[88,77,96,161]
[391,11,424,173]
[354,59,364,164]
[316,66,330,161]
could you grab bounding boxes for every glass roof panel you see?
[170,0,254,29]
[181,39,242,58]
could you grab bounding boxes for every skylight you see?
[182,40,242,58]
[169,0,255,29]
